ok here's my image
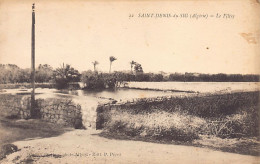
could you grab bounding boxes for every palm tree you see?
[109,56,117,73]
[134,63,143,74]
[130,60,136,73]
[92,61,99,72]
[54,63,80,81]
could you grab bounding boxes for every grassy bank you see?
[101,91,260,155]
[104,105,259,140]
[98,91,259,119]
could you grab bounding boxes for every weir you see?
[73,98,98,129]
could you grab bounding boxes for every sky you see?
[0,0,259,74]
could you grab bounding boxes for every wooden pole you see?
[31,3,36,118]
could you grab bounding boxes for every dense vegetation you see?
[101,91,259,146]
[0,64,53,84]
[53,64,80,89]
[0,63,259,89]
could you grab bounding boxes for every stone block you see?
[19,110,23,115]
[57,119,66,125]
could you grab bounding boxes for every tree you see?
[18,68,31,83]
[109,56,117,73]
[130,60,136,73]
[92,61,99,72]
[81,70,105,90]
[35,64,53,83]
[0,64,20,83]
[134,63,143,74]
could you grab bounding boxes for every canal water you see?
[0,88,185,101]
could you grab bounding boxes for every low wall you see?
[0,94,83,128]
[36,98,83,128]
[0,94,31,119]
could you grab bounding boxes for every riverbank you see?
[98,91,260,156]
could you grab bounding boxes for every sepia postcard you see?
[0,0,259,163]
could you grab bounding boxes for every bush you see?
[202,105,259,138]
[54,78,68,89]
[81,71,117,90]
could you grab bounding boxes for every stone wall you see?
[0,94,83,128]
[36,98,83,128]
[0,94,31,119]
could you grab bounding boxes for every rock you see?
[57,119,66,125]
[15,119,26,122]
[0,144,18,160]
[111,100,117,104]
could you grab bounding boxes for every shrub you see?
[81,71,117,90]
[202,105,259,138]
[54,78,68,89]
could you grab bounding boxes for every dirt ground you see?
[0,118,259,164]
[0,117,73,146]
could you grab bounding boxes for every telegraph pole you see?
[31,3,36,118]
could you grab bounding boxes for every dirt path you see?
[1,129,259,164]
